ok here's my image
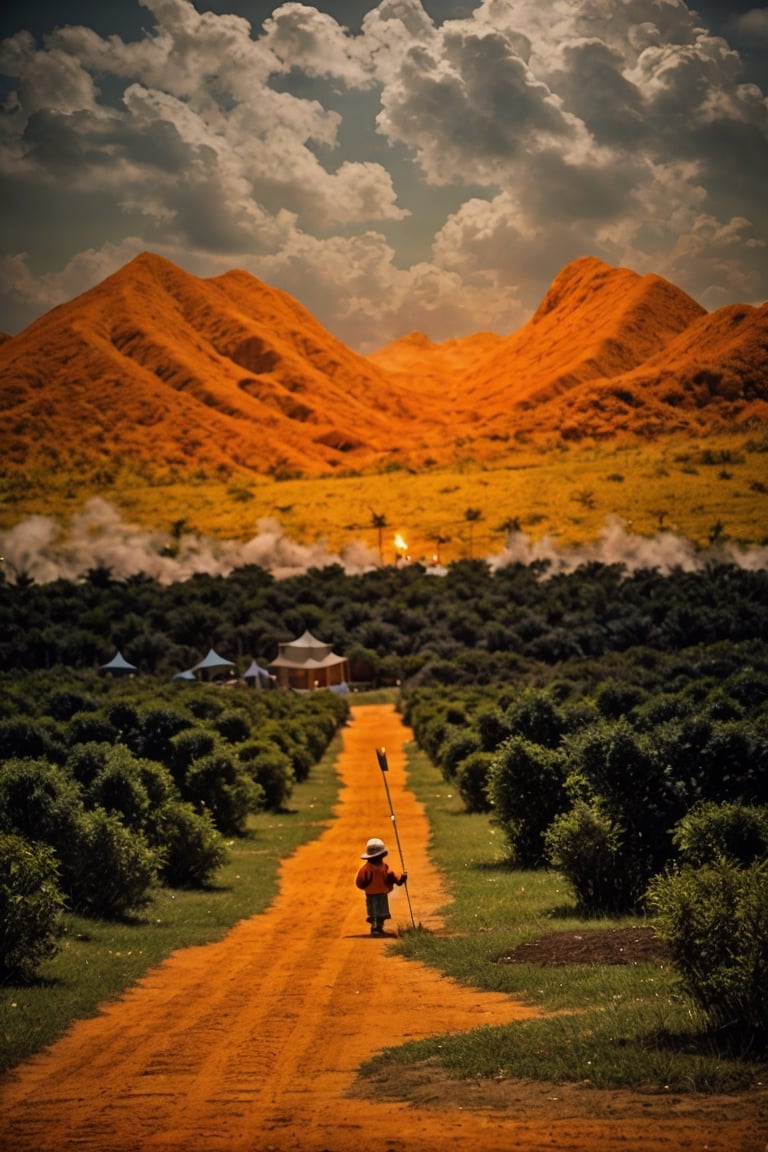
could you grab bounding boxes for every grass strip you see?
[0,735,342,1074]
[367,740,768,1094]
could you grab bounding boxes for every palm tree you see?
[430,532,451,565]
[370,510,388,565]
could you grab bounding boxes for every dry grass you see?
[4,430,766,559]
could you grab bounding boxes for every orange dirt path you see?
[1,703,765,1152]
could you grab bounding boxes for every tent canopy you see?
[100,651,137,673]
[192,648,235,671]
[269,630,349,689]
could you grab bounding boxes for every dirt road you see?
[1,704,765,1152]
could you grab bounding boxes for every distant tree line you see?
[2,558,766,682]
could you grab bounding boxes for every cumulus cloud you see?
[0,0,766,347]
[376,27,585,186]
[261,1,371,86]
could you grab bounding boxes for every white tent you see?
[192,648,236,677]
[242,659,274,689]
[100,651,137,674]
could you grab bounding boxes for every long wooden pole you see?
[376,747,416,928]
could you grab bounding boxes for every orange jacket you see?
[355,860,404,895]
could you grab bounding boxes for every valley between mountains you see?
[1,252,766,560]
[2,251,767,478]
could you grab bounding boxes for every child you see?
[355,837,407,935]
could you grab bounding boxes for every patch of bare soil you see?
[498,925,671,967]
[1,704,766,1152]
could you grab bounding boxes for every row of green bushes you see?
[402,639,768,1044]
[0,673,348,977]
[403,639,767,898]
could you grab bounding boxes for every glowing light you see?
[394,533,408,553]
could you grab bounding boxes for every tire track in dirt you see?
[1,703,765,1152]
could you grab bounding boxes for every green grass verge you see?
[0,736,342,1074]
[365,741,768,1094]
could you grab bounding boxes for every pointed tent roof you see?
[242,660,272,680]
[271,630,333,665]
[192,648,235,672]
[100,651,137,673]
[172,669,197,681]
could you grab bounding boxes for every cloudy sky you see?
[0,0,766,352]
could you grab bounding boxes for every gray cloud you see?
[0,0,766,350]
[377,29,575,185]
[549,39,648,147]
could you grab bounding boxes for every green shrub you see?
[415,711,449,762]
[437,726,481,782]
[171,726,216,781]
[85,745,153,830]
[0,758,83,855]
[300,719,332,761]
[65,741,111,786]
[82,745,176,829]
[48,690,96,722]
[673,801,768,866]
[134,708,190,762]
[647,859,768,1044]
[133,756,177,808]
[0,719,61,762]
[544,800,626,913]
[107,701,141,738]
[183,751,260,835]
[66,713,116,746]
[265,723,314,783]
[563,718,676,907]
[455,750,493,814]
[149,800,227,888]
[503,689,566,747]
[213,710,251,743]
[595,681,647,719]
[66,809,160,918]
[475,706,513,751]
[237,742,292,811]
[186,694,224,721]
[0,833,65,978]
[486,736,568,866]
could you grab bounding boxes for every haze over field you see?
[2,497,768,585]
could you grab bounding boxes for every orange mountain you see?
[1,253,766,480]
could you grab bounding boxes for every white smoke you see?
[1,500,766,585]
[488,514,768,576]
[0,498,379,584]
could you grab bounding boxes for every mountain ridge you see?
[1,252,766,481]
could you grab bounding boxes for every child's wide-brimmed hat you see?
[361,837,388,859]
